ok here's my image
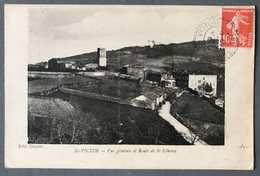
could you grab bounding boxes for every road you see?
[158,101,208,145]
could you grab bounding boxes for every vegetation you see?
[28,76,95,94]
[168,91,224,145]
[28,39,225,145]
[41,40,225,74]
[29,92,189,145]
[64,76,141,101]
[198,82,213,94]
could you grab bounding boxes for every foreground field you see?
[168,91,224,145]
[28,92,190,145]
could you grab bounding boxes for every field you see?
[28,96,75,118]
[29,92,189,145]
[107,53,224,75]
[64,76,141,101]
[63,76,172,102]
[167,91,224,145]
[28,75,95,94]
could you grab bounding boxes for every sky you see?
[28,6,219,64]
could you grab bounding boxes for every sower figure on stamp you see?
[227,11,249,46]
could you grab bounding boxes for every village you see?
[29,47,224,109]
[28,47,224,145]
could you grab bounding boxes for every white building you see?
[188,74,217,96]
[163,79,176,88]
[97,48,107,67]
[85,63,98,70]
[161,72,175,88]
[215,98,224,108]
[131,92,166,110]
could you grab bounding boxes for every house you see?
[120,65,147,79]
[172,72,189,87]
[172,71,217,97]
[188,74,217,97]
[131,95,156,110]
[28,62,48,71]
[85,63,98,70]
[131,91,166,110]
[48,59,75,71]
[215,98,224,108]
[127,66,148,78]
[70,65,76,69]
[160,79,175,88]
[160,72,176,88]
[146,72,161,84]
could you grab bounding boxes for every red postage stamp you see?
[220,8,254,48]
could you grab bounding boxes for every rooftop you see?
[144,92,159,101]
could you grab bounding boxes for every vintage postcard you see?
[5,5,254,169]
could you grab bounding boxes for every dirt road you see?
[158,101,207,145]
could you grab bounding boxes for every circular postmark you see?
[193,16,238,61]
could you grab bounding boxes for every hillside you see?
[44,39,225,74]
[168,91,224,145]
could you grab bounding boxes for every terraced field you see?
[28,97,75,118]
[28,75,95,94]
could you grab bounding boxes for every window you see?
[198,80,201,83]
[203,77,205,80]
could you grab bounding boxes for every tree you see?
[28,110,112,144]
[198,82,213,94]
[204,82,213,93]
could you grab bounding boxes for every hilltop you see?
[38,39,225,74]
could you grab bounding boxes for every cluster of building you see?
[120,65,223,109]
[120,65,217,97]
[30,46,224,109]
[173,71,217,97]
[129,71,223,109]
[47,48,107,71]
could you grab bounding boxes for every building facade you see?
[146,72,161,83]
[160,72,175,88]
[188,74,217,96]
[160,80,175,88]
[172,72,189,87]
[127,66,147,78]
[215,98,224,108]
[131,92,166,110]
[48,59,76,71]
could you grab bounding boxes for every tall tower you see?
[97,48,107,67]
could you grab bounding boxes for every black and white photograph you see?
[28,7,225,145]
[4,5,255,169]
